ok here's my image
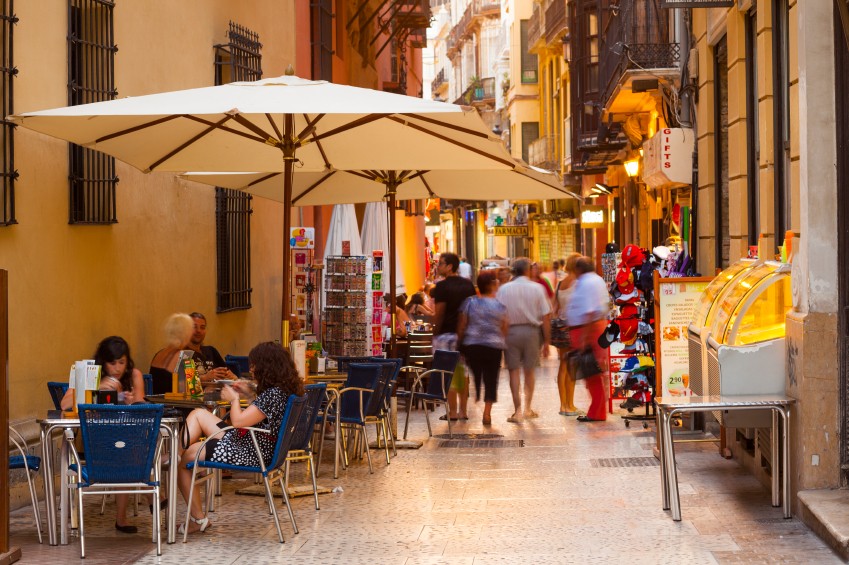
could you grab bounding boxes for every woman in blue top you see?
[457,270,508,425]
[176,342,304,534]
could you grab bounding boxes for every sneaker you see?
[619,397,643,410]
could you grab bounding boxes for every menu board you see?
[654,275,713,397]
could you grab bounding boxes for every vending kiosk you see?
[687,259,758,395]
[704,261,792,426]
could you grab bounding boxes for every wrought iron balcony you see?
[528,135,558,171]
[446,3,472,58]
[431,68,446,96]
[543,0,566,45]
[453,76,496,106]
[528,5,542,49]
[394,0,431,30]
[472,0,500,18]
[599,0,680,109]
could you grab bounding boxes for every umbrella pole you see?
[387,177,398,358]
[281,115,295,347]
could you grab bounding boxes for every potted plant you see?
[470,75,483,99]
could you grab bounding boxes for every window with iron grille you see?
[520,20,538,83]
[67,0,118,224]
[0,1,17,226]
[213,22,260,312]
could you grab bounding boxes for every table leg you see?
[771,408,780,507]
[657,408,670,511]
[781,407,791,518]
[167,422,179,543]
[59,431,70,544]
[40,426,56,546]
[665,408,682,521]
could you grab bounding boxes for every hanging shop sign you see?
[289,227,315,249]
[492,225,528,236]
[643,127,695,189]
[580,206,606,228]
[653,274,713,397]
[659,0,733,8]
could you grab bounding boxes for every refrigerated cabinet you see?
[704,261,792,426]
[687,259,758,395]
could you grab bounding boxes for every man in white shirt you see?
[458,257,472,280]
[496,257,551,422]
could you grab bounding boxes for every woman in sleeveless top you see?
[555,253,582,416]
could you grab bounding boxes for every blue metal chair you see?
[401,349,461,440]
[224,354,250,376]
[9,426,42,543]
[367,357,403,457]
[47,381,69,410]
[335,363,382,473]
[184,394,307,543]
[284,383,326,512]
[68,404,164,558]
[143,373,153,396]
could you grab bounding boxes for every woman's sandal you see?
[178,514,210,535]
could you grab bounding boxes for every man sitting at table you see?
[188,312,235,385]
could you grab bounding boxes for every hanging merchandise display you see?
[371,251,385,356]
[290,228,315,340]
[323,256,373,357]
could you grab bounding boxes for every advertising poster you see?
[289,227,315,249]
[654,275,712,397]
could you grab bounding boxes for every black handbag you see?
[569,347,602,380]
[550,318,570,349]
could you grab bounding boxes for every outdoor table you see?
[38,411,182,545]
[655,394,794,521]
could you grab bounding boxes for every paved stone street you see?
[9,359,841,564]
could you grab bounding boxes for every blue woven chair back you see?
[341,363,381,421]
[290,383,326,452]
[266,394,307,474]
[224,355,250,376]
[334,356,374,373]
[77,404,163,485]
[365,358,402,415]
[47,381,69,410]
[143,373,153,396]
[426,350,460,399]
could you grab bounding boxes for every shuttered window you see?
[0,0,16,226]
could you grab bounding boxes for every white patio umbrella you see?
[360,201,405,295]
[9,74,518,344]
[181,166,579,352]
[323,204,363,259]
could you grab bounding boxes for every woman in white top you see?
[554,253,582,416]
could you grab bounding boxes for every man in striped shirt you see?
[496,258,552,423]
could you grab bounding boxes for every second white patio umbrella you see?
[360,201,405,296]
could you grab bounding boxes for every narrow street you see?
[10,358,840,564]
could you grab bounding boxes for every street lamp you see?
[624,159,640,178]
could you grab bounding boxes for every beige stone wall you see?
[3,1,296,423]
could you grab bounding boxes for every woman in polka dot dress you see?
[176,341,305,534]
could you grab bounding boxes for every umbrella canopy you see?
[360,201,405,295]
[323,204,363,260]
[180,166,580,205]
[10,74,520,344]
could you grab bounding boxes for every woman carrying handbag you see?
[566,256,611,422]
[552,253,582,416]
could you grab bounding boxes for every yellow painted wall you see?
[4,1,296,423]
[506,0,540,161]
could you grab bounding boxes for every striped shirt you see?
[496,276,552,326]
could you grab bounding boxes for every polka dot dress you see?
[210,387,289,468]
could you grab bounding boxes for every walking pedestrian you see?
[431,252,476,421]
[567,256,611,422]
[496,257,551,423]
[456,270,508,425]
[554,253,583,416]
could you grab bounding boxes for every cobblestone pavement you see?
[9,358,841,564]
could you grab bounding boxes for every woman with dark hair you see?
[176,342,304,534]
[60,336,147,533]
[383,294,411,338]
[406,291,435,318]
[456,270,508,425]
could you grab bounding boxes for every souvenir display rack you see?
[370,250,385,356]
[323,255,372,356]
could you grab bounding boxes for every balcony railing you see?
[543,0,566,45]
[473,0,500,18]
[446,3,472,57]
[528,5,542,49]
[431,68,446,96]
[599,0,680,107]
[453,76,496,106]
[528,134,558,171]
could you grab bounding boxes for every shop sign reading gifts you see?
[643,127,695,189]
